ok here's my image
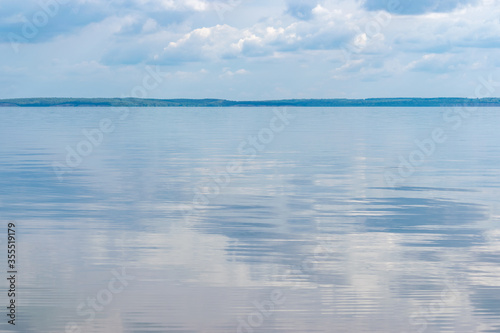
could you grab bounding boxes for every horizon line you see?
[1,97,500,107]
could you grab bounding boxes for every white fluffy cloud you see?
[152,4,357,64]
[1,0,500,98]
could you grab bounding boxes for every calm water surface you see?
[0,107,499,333]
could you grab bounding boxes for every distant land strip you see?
[2,98,500,107]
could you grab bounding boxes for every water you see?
[0,107,499,333]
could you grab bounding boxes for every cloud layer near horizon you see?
[1,0,499,99]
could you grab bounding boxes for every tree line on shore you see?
[2,97,500,107]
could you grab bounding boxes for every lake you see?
[0,107,499,333]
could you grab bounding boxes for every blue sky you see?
[1,0,499,99]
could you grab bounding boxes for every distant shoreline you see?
[1,97,500,107]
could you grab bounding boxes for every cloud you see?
[219,67,248,78]
[363,0,479,15]
[152,5,356,65]
[406,53,467,73]
[0,1,109,43]
[0,0,213,44]
[130,0,210,12]
[389,4,500,53]
[2,0,500,99]
[153,24,240,64]
[285,0,317,20]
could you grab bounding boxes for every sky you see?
[1,0,499,100]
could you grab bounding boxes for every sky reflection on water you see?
[0,107,499,332]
